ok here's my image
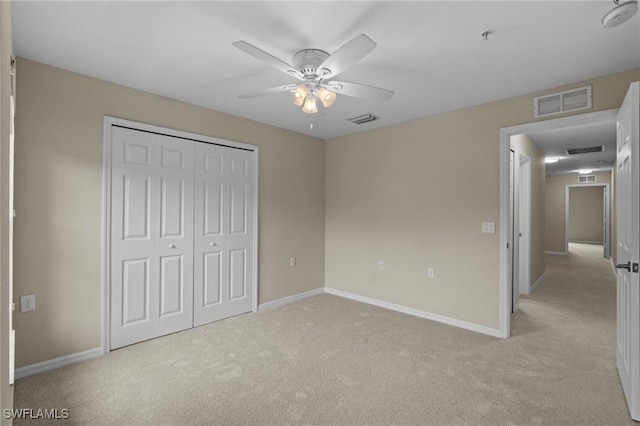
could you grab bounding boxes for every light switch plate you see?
[481,222,495,234]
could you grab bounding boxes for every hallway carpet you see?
[14,246,632,425]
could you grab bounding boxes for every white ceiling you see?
[12,1,640,140]
[526,119,616,175]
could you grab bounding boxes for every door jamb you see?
[101,116,260,354]
[499,108,618,338]
[565,183,610,257]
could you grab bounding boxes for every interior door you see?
[110,127,194,349]
[193,142,254,326]
[616,82,640,420]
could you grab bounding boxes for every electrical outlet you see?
[428,268,435,279]
[378,260,384,271]
[20,294,36,313]
[289,257,296,267]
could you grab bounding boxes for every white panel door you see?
[110,127,194,349]
[616,82,640,420]
[193,142,254,326]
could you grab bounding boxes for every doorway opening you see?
[565,183,610,258]
[499,109,619,338]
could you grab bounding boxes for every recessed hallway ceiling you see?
[12,1,640,140]
[528,119,617,175]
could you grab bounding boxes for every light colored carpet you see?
[14,248,632,425]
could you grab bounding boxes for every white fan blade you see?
[325,81,394,101]
[239,84,297,99]
[317,34,376,80]
[233,41,303,80]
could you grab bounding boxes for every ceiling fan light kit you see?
[602,0,638,28]
[233,34,394,115]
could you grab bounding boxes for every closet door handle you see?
[168,244,176,249]
[210,242,217,247]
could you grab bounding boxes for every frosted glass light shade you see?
[317,87,337,107]
[302,95,318,114]
[293,85,309,106]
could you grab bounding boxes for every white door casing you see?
[616,82,640,420]
[193,142,255,326]
[110,127,195,349]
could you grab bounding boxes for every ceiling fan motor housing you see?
[292,49,330,77]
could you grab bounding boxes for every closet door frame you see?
[101,116,259,353]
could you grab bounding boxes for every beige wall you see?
[326,69,638,330]
[510,134,545,291]
[14,58,325,367]
[569,186,604,243]
[0,0,14,419]
[545,172,611,253]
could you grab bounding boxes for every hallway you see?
[511,242,631,423]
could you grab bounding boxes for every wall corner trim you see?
[324,287,503,338]
[257,288,324,311]
[15,347,103,380]
[529,271,546,295]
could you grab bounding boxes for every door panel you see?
[122,258,149,325]
[123,175,150,240]
[204,182,223,236]
[230,184,247,234]
[159,255,183,317]
[111,127,194,349]
[160,178,184,238]
[229,249,246,300]
[203,252,222,306]
[193,143,254,326]
[616,82,640,420]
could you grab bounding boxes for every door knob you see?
[168,244,176,249]
[210,242,217,247]
[616,262,631,271]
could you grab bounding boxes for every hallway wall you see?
[568,186,604,244]
[510,134,545,291]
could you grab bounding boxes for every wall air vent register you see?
[534,85,592,118]
[347,113,379,125]
[578,175,597,183]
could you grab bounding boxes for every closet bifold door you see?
[193,142,254,327]
[110,127,195,349]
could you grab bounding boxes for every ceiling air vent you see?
[566,145,604,155]
[347,113,379,125]
[579,175,597,183]
[534,85,592,118]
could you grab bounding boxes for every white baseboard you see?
[15,347,103,380]
[545,251,568,255]
[529,272,546,294]
[257,287,324,311]
[324,287,502,338]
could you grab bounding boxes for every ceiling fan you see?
[232,34,394,114]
